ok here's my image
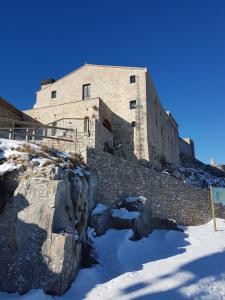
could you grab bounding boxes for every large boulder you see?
[0,164,97,295]
[89,204,112,236]
[90,196,153,240]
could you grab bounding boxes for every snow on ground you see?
[1,219,225,300]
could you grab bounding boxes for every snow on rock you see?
[112,208,140,220]
[182,167,225,189]
[91,203,109,216]
[163,163,225,190]
[125,196,147,204]
[0,139,97,296]
[73,166,84,177]
[0,162,21,176]
[31,157,51,167]
[0,138,85,173]
[0,138,38,159]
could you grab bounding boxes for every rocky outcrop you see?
[0,162,97,295]
[90,196,153,240]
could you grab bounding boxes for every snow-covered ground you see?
[1,219,225,300]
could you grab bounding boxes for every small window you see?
[51,90,57,99]
[82,84,91,100]
[130,75,136,84]
[84,117,89,133]
[130,100,136,110]
[131,121,136,127]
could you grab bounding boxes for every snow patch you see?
[73,166,84,177]
[0,162,20,176]
[125,195,147,204]
[112,208,140,220]
[91,203,109,216]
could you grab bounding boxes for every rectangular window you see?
[130,75,136,84]
[51,90,57,99]
[82,84,91,100]
[130,100,137,110]
[131,121,136,127]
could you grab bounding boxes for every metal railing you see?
[0,117,96,155]
[0,117,75,143]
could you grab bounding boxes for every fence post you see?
[74,128,77,152]
[9,128,12,139]
[26,128,29,141]
[32,129,35,141]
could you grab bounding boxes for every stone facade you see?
[179,137,195,159]
[24,64,187,167]
[87,148,225,225]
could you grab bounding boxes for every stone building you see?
[179,137,195,159]
[24,64,192,167]
[0,96,38,138]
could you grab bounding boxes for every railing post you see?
[74,128,77,152]
[9,128,12,139]
[26,128,29,141]
[32,129,35,141]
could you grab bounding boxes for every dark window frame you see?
[51,90,57,99]
[130,75,136,84]
[131,121,136,127]
[130,100,137,110]
[82,83,91,100]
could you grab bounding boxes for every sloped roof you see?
[38,63,147,92]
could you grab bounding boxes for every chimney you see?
[40,78,55,89]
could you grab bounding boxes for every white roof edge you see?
[37,63,147,93]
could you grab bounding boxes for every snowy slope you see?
[1,219,225,300]
[163,164,225,190]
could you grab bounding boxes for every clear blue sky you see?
[0,0,224,164]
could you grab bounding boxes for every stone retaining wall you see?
[86,148,225,225]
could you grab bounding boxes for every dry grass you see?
[53,157,65,164]
[5,141,84,169]
[41,160,55,167]
[40,144,56,156]
[67,153,83,167]
[16,144,37,154]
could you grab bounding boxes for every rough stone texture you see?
[0,164,97,295]
[120,197,152,239]
[87,148,225,226]
[179,137,195,159]
[89,207,112,236]
[90,197,152,240]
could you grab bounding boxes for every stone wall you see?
[32,120,112,158]
[145,73,180,167]
[179,137,195,159]
[86,148,225,225]
[33,139,76,153]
